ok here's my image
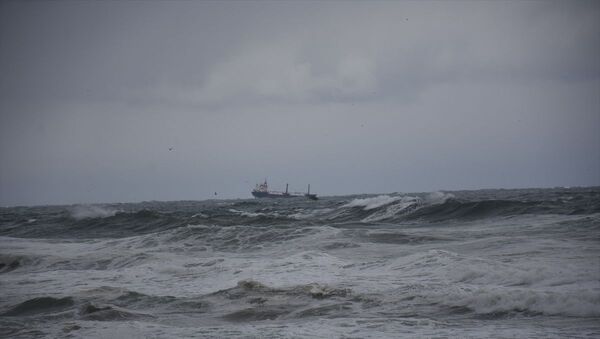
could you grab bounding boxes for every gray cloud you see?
[1,1,599,206]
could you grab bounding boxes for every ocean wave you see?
[445,287,600,318]
[167,225,334,252]
[1,188,599,338]
[387,249,587,288]
[289,208,334,220]
[339,194,557,223]
[383,249,600,318]
[69,205,119,220]
[361,196,422,222]
[402,199,539,221]
[0,255,24,273]
[3,189,598,240]
[21,208,184,239]
[342,195,402,210]
[1,297,74,317]
[210,279,355,321]
[80,303,153,321]
[228,208,269,218]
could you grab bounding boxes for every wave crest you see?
[69,205,119,220]
[342,195,402,210]
[2,297,74,316]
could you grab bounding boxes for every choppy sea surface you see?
[1,187,599,338]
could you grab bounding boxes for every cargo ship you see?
[251,180,318,200]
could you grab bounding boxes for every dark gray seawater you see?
[1,188,599,338]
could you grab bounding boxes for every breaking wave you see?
[69,205,119,220]
[2,188,598,240]
[342,195,403,210]
[333,191,595,223]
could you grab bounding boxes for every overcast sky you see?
[1,1,599,206]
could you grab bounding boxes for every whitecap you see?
[69,205,119,220]
[342,195,402,210]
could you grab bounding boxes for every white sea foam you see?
[360,192,455,221]
[362,196,421,222]
[342,195,402,210]
[446,286,600,317]
[70,205,119,220]
[382,249,600,317]
[425,191,455,204]
[289,208,334,220]
[228,208,267,217]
